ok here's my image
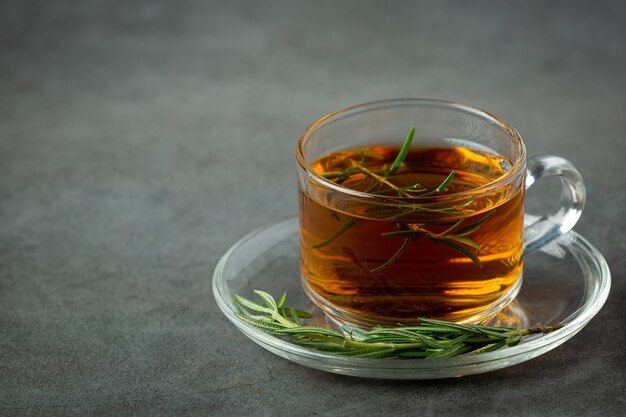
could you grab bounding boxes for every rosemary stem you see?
[344,340,429,350]
[351,161,413,198]
[271,311,298,328]
[520,324,564,335]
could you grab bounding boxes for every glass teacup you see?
[297,99,585,326]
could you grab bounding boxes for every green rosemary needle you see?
[233,290,564,359]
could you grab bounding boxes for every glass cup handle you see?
[524,154,586,254]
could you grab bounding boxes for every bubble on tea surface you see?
[499,158,512,172]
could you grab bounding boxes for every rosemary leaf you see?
[417,171,455,197]
[311,217,357,249]
[476,340,507,353]
[335,347,397,358]
[437,238,482,267]
[234,294,272,314]
[371,238,411,272]
[361,149,385,160]
[254,290,278,309]
[454,210,496,235]
[278,326,346,339]
[277,292,287,308]
[282,307,313,319]
[387,128,415,175]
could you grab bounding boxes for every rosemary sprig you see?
[379,209,496,268]
[234,291,564,359]
[312,128,495,270]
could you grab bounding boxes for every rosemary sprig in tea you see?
[312,128,495,270]
[379,209,496,268]
[234,291,564,359]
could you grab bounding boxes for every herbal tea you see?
[299,137,524,325]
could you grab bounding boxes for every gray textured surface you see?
[1,1,625,416]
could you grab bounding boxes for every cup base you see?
[301,274,524,327]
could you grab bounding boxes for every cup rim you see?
[296,98,527,205]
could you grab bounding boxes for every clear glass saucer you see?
[212,218,610,379]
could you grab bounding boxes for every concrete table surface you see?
[1,1,624,415]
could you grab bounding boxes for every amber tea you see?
[299,140,524,325]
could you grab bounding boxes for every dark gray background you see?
[1,1,624,416]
